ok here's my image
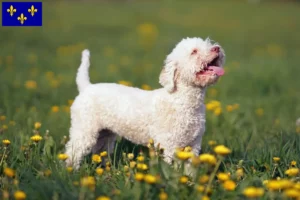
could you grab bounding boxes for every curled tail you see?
[76,49,91,93]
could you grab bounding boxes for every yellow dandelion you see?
[199,153,217,165]
[293,182,300,190]
[100,151,107,157]
[51,106,59,113]
[124,165,129,172]
[144,174,157,184]
[105,166,111,171]
[34,122,41,130]
[222,180,236,191]
[118,80,132,87]
[284,188,300,198]
[30,135,42,142]
[57,153,68,161]
[80,176,96,189]
[214,145,231,156]
[176,151,193,161]
[206,100,221,111]
[9,120,16,126]
[179,176,189,184]
[96,168,104,175]
[202,196,210,200]
[25,80,37,89]
[92,154,102,163]
[197,185,205,192]
[44,169,52,177]
[214,107,222,116]
[137,163,148,171]
[158,191,168,200]
[2,139,11,146]
[137,155,145,162]
[285,168,299,176]
[2,124,8,130]
[141,84,152,90]
[291,160,297,167]
[14,190,26,200]
[0,115,6,121]
[226,105,234,112]
[199,175,209,184]
[255,108,264,116]
[130,161,136,169]
[208,140,217,146]
[266,179,293,190]
[273,157,280,162]
[66,167,73,173]
[135,172,144,181]
[236,168,244,178]
[127,153,134,160]
[96,196,110,200]
[232,103,240,110]
[217,172,230,182]
[4,167,15,178]
[243,187,264,198]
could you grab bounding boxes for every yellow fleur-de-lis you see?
[7,5,16,16]
[28,5,38,16]
[17,13,27,25]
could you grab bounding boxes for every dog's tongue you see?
[207,66,225,76]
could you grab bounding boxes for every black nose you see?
[211,46,220,53]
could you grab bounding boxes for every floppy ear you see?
[159,61,178,93]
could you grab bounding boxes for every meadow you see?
[1,0,300,199]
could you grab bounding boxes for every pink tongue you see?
[207,66,225,76]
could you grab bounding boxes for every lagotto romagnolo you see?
[65,37,225,169]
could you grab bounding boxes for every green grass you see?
[1,0,300,199]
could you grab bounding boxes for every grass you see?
[1,0,300,199]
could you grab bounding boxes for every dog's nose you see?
[211,46,220,53]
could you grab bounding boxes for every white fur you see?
[65,37,225,169]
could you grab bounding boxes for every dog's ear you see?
[159,61,178,93]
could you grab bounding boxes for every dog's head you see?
[159,37,225,93]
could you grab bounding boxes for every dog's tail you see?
[76,49,91,93]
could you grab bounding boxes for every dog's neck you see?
[171,85,206,108]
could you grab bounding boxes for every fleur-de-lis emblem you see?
[17,13,27,25]
[28,5,38,16]
[7,5,16,16]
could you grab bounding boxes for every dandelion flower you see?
[176,151,193,161]
[80,176,96,189]
[137,155,145,162]
[25,80,37,89]
[137,163,148,171]
[196,185,205,192]
[100,151,107,157]
[291,160,297,167]
[2,124,8,130]
[96,168,104,175]
[135,173,144,181]
[217,172,230,182]
[14,190,26,200]
[2,139,11,146]
[223,180,236,191]
[208,140,217,146]
[30,135,42,142]
[141,84,152,90]
[236,168,244,178]
[243,187,264,198]
[148,138,154,145]
[273,157,280,162]
[66,167,73,173]
[199,175,209,184]
[202,196,210,200]
[96,196,110,200]
[4,167,15,178]
[44,169,52,177]
[127,153,134,160]
[124,165,129,172]
[214,107,222,116]
[158,191,168,200]
[92,154,102,163]
[214,145,231,156]
[285,168,299,176]
[34,122,41,130]
[0,115,6,121]
[144,174,157,184]
[51,106,59,113]
[255,108,264,116]
[57,153,68,161]
[284,189,300,198]
[179,176,189,184]
[206,100,221,111]
[266,179,293,190]
[199,153,217,165]
[226,105,234,112]
[130,161,136,169]
[118,80,132,87]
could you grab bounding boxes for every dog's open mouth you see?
[197,56,224,77]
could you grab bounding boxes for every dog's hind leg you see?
[92,129,117,155]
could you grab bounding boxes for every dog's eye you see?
[191,49,198,55]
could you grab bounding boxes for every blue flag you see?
[2,2,42,26]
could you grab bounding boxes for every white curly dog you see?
[65,37,225,169]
